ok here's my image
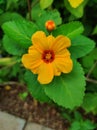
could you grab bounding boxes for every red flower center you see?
[42,50,55,63]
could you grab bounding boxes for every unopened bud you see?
[45,20,56,31]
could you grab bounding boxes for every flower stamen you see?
[42,50,55,63]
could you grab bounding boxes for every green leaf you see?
[24,70,51,103]
[31,3,44,21]
[82,120,96,130]
[6,0,19,10]
[11,63,21,76]
[2,20,38,48]
[19,92,28,100]
[69,121,81,130]
[52,21,84,39]
[69,35,95,59]
[80,48,97,78]
[0,0,4,4]
[69,120,96,130]
[0,57,16,66]
[69,112,96,130]
[36,9,62,34]
[74,111,82,121]
[3,35,26,56]
[0,9,3,14]
[44,60,86,109]
[82,93,97,114]
[0,67,11,82]
[86,82,97,93]
[40,0,53,9]
[0,79,3,83]
[81,48,97,68]
[64,0,89,18]
[92,25,97,35]
[0,12,24,26]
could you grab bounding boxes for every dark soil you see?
[0,83,69,130]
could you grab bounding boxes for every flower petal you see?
[22,49,43,74]
[31,31,48,52]
[55,48,71,57]
[38,63,54,84]
[53,56,73,73]
[68,0,84,8]
[28,45,38,54]
[47,35,55,49]
[52,62,61,76]
[51,35,71,54]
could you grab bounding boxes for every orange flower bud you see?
[45,20,56,31]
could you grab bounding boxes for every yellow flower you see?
[68,0,84,8]
[22,31,73,84]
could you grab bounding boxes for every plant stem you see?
[86,77,97,84]
[86,61,97,78]
[27,0,32,21]
[31,0,39,8]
